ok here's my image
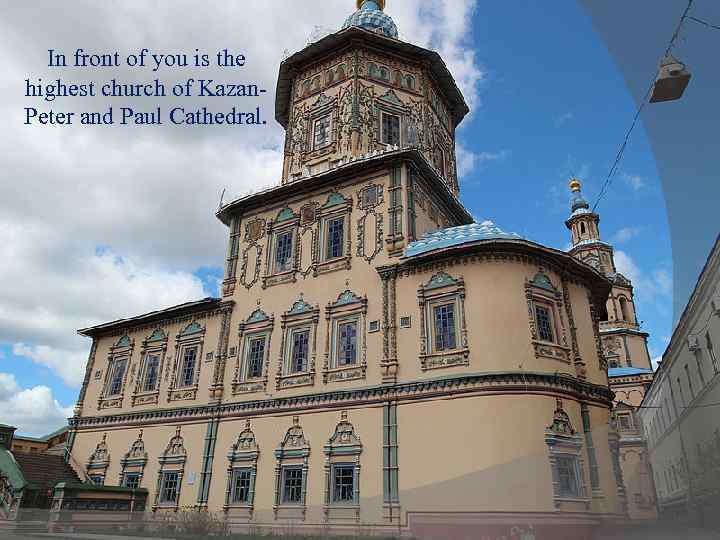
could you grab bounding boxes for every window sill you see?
[262,269,297,289]
[131,390,159,406]
[276,371,315,390]
[420,347,470,371]
[97,396,124,410]
[316,255,351,276]
[167,386,198,402]
[532,340,571,363]
[324,364,366,384]
[232,379,267,395]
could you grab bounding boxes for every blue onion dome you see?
[342,0,399,39]
[569,178,591,214]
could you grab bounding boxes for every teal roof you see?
[404,221,523,258]
[608,367,654,377]
[0,449,27,491]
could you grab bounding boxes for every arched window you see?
[580,222,587,235]
[379,67,389,81]
[619,296,631,322]
[405,75,415,90]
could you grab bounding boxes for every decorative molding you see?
[273,416,310,520]
[525,270,572,364]
[323,411,362,523]
[118,429,148,487]
[70,372,614,430]
[323,289,368,384]
[167,322,206,403]
[276,295,319,391]
[86,433,110,482]
[233,306,274,396]
[224,420,260,518]
[152,426,187,511]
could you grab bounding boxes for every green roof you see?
[0,449,27,491]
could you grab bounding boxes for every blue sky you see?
[0,0,674,435]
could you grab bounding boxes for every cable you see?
[687,15,720,31]
[592,0,695,212]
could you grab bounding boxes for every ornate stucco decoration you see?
[323,411,362,523]
[167,321,206,403]
[273,416,311,520]
[323,289,368,384]
[233,307,274,396]
[262,207,300,289]
[86,433,111,483]
[98,335,134,411]
[356,183,385,264]
[224,420,260,518]
[525,271,572,364]
[238,217,266,291]
[417,271,470,371]
[131,328,168,407]
[153,426,187,512]
[118,429,148,487]
[276,295,319,391]
[544,399,589,509]
[315,191,353,277]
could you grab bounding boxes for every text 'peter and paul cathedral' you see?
[54,2,643,538]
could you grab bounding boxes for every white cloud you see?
[554,112,574,127]
[622,172,645,191]
[611,227,641,244]
[456,145,509,177]
[614,251,672,305]
[0,373,73,437]
[0,2,483,394]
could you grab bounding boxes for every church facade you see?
[67,2,633,538]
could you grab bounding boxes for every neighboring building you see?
[564,180,657,520]
[638,235,720,529]
[64,2,629,538]
[0,424,81,519]
[11,426,69,456]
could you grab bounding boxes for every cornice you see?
[70,371,613,430]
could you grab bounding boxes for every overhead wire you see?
[592,0,696,212]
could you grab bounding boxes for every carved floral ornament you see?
[88,433,110,465]
[280,416,309,451]
[231,420,259,453]
[125,430,147,460]
[547,398,575,436]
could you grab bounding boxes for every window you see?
[381,112,400,146]
[107,358,128,396]
[290,329,310,373]
[159,471,179,504]
[245,336,265,379]
[325,217,345,260]
[337,321,357,366]
[618,414,633,431]
[313,115,331,148]
[535,304,555,343]
[142,354,160,392]
[282,467,304,504]
[685,364,695,399]
[556,456,580,497]
[707,332,719,373]
[274,230,294,273]
[368,320,380,333]
[619,296,631,322]
[433,303,457,351]
[400,316,411,328]
[123,473,140,489]
[332,465,355,503]
[231,468,253,504]
[89,475,105,486]
[179,347,197,388]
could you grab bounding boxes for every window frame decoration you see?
[417,272,469,371]
[153,426,187,511]
[236,217,265,292]
[233,307,274,395]
[316,192,353,276]
[303,93,338,162]
[356,183,385,264]
[273,416,311,521]
[167,322,205,403]
[544,399,589,508]
[374,90,407,150]
[323,411,362,523]
[263,207,300,288]
[224,420,259,519]
[276,295,319,390]
[98,335,134,410]
[525,271,572,364]
[86,433,111,486]
[131,329,168,406]
[118,429,148,489]
[323,290,368,384]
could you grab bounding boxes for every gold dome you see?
[357,0,386,9]
[569,178,582,192]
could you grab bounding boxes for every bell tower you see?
[565,179,652,370]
